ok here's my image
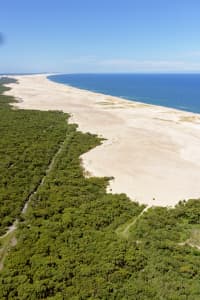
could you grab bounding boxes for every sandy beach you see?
[4,74,200,207]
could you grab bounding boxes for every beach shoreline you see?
[47,74,200,116]
[4,74,200,207]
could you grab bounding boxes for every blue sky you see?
[1,0,200,73]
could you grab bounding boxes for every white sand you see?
[4,74,200,207]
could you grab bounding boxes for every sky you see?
[1,0,200,73]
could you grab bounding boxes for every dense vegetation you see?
[1,79,200,299]
[0,79,68,234]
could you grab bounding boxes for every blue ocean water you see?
[49,74,200,114]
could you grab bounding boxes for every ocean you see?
[49,74,200,114]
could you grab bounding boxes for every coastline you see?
[47,74,200,116]
[4,74,200,206]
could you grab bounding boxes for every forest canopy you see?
[1,79,200,299]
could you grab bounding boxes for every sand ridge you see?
[4,74,200,206]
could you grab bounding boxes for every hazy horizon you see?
[1,0,200,73]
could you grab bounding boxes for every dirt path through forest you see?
[0,131,73,271]
[117,206,149,239]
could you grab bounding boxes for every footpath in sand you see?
[5,74,200,207]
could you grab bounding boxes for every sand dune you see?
[5,74,200,206]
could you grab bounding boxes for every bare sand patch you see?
[5,74,200,207]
